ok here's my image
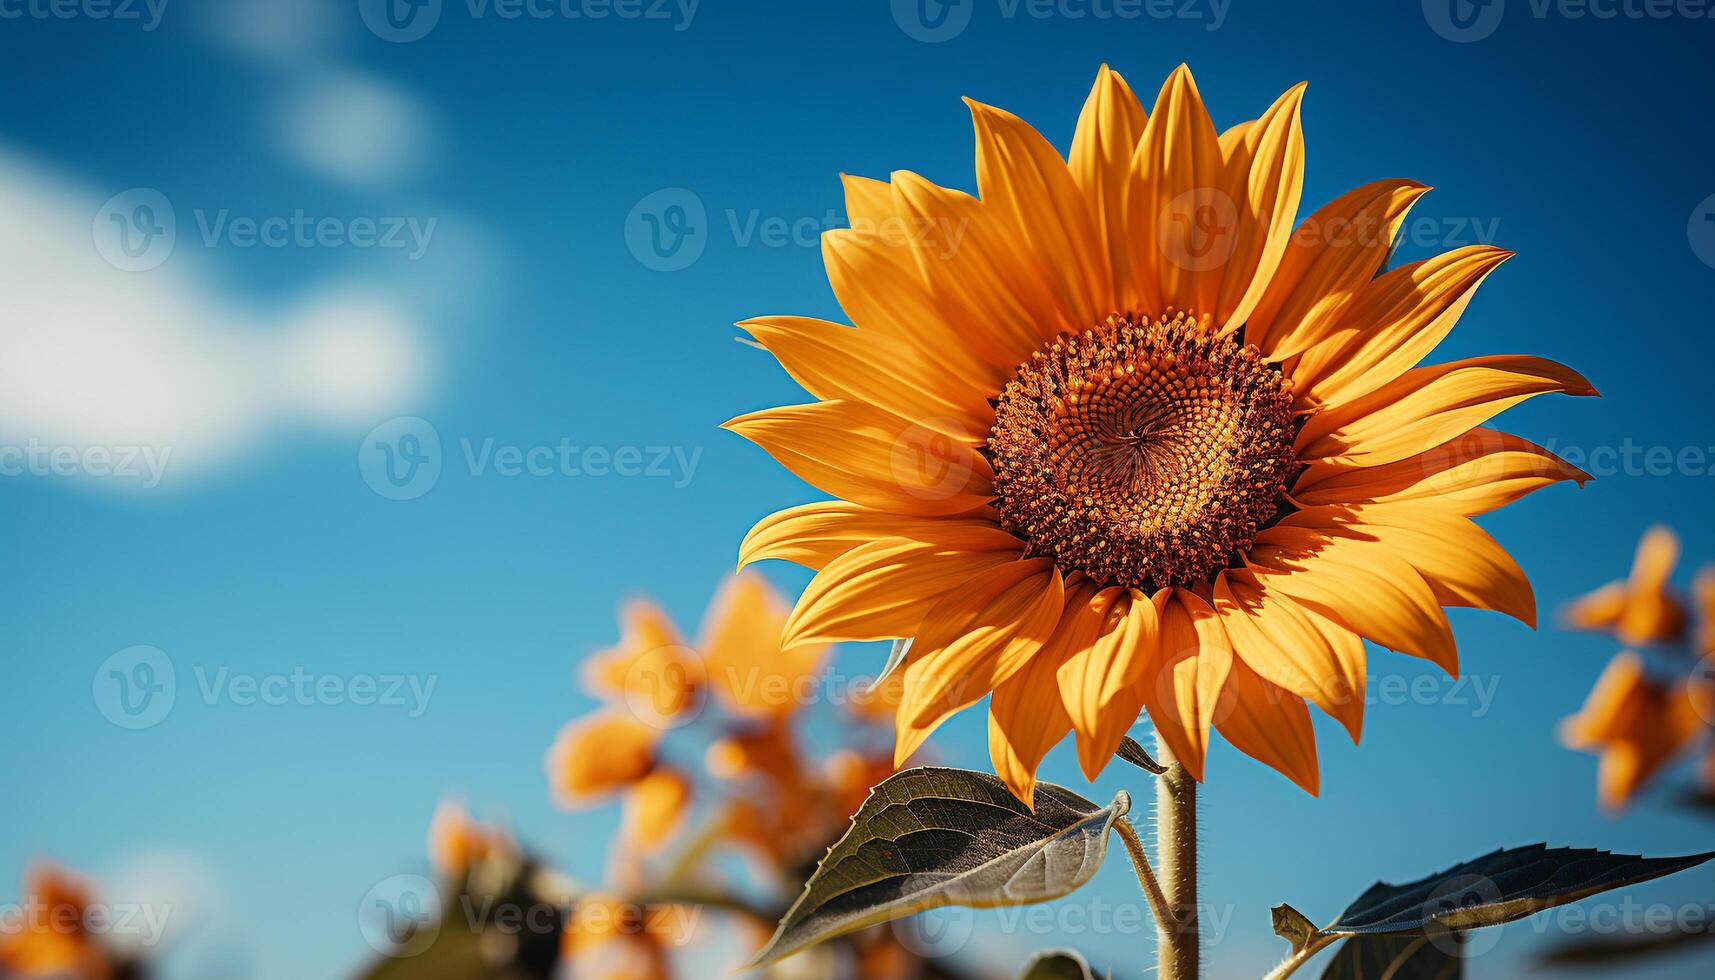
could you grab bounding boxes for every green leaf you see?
[1322,845,1713,937]
[1020,948,1097,980]
[746,766,1131,968]
[1270,845,1715,979]
[1321,935,1462,980]
[1115,736,1167,775]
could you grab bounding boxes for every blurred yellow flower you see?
[562,895,684,980]
[728,63,1591,803]
[0,863,108,980]
[1565,525,1688,646]
[584,599,705,726]
[1696,565,1715,657]
[699,574,829,719]
[427,800,513,879]
[1560,652,1702,811]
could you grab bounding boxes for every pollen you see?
[988,311,1299,591]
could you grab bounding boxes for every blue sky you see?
[4,0,1715,977]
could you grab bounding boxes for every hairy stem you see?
[1155,737,1199,980]
[1261,934,1338,980]
[1112,819,1172,933]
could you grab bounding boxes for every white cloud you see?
[273,69,432,189]
[0,148,431,490]
[198,0,341,64]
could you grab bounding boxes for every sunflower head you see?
[729,63,1594,804]
[990,310,1298,591]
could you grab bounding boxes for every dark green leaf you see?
[1020,948,1097,980]
[1324,844,1714,936]
[1115,736,1167,775]
[1321,935,1462,980]
[746,766,1131,968]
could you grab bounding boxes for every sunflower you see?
[727,64,1595,803]
[1564,525,1689,646]
[1559,651,1702,811]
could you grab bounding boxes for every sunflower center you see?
[987,311,1298,591]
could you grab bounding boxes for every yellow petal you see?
[1290,246,1514,410]
[1070,65,1147,308]
[1618,525,1687,645]
[741,316,992,436]
[701,574,826,719]
[725,400,995,516]
[1213,81,1306,329]
[898,559,1066,742]
[1057,587,1161,779]
[1212,570,1365,741]
[841,172,894,228]
[1295,354,1597,468]
[967,97,1110,325]
[822,228,1004,396]
[1246,179,1430,360]
[1564,581,1627,633]
[783,527,1024,648]
[987,578,1104,805]
[1138,589,1234,780]
[1214,654,1320,794]
[583,600,703,724]
[622,767,691,851]
[546,713,661,807]
[738,500,996,572]
[1128,64,1224,318]
[1329,504,1537,627]
[1292,427,1591,515]
[1249,522,1458,675]
[890,170,1068,367]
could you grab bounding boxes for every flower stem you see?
[1155,737,1199,980]
[1112,819,1171,933]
